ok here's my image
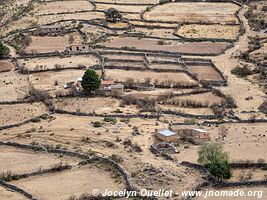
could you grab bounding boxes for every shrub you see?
[28,87,51,102]
[103,117,117,124]
[259,100,267,114]
[231,65,252,77]
[108,154,123,163]
[0,41,9,58]
[222,95,237,108]
[92,121,102,128]
[104,8,122,22]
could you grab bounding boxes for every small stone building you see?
[65,44,90,52]
[156,129,179,143]
[100,79,124,95]
[172,126,210,144]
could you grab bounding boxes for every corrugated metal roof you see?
[158,129,176,137]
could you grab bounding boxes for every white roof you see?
[193,128,207,133]
[158,129,176,137]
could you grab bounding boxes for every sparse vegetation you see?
[198,142,231,182]
[0,41,9,58]
[104,8,122,23]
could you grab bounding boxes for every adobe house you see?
[156,129,179,143]
[171,125,210,144]
[33,25,66,36]
[100,79,124,95]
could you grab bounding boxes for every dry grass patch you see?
[105,69,198,85]
[177,24,240,40]
[18,55,100,71]
[12,165,125,200]
[53,97,138,114]
[34,0,94,15]
[0,146,79,174]
[103,37,230,55]
[165,92,223,107]
[0,60,14,72]
[96,4,147,13]
[29,70,85,92]
[36,12,105,25]
[0,186,27,200]
[0,103,47,125]
[25,36,68,54]
[187,65,225,81]
[0,71,29,102]
[94,0,158,3]
[144,2,240,24]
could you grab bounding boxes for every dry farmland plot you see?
[143,2,240,24]
[36,12,105,25]
[130,20,178,28]
[29,70,86,92]
[96,4,148,13]
[132,27,178,39]
[0,186,27,200]
[176,24,241,40]
[0,60,14,72]
[105,69,198,85]
[220,123,267,162]
[94,0,158,4]
[53,97,138,114]
[0,71,29,102]
[147,55,180,62]
[157,104,214,115]
[187,65,225,81]
[105,61,145,69]
[165,92,223,106]
[12,165,125,200]
[34,0,94,15]
[0,103,47,125]
[102,37,230,55]
[17,55,100,71]
[0,146,79,174]
[149,63,184,70]
[103,53,145,60]
[25,36,69,54]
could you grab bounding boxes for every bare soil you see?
[0,146,79,174]
[144,2,240,24]
[0,60,14,72]
[103,37,230,55]
[177,24,240,40]
[12,165,125,200]
[25,36,69,54]
[0,103,47,125]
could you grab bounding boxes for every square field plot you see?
[0,103,48,125]
[11,166,125,200]
[34,0,94,15]
[143,2,240,24]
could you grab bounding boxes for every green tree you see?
[198,142,231,182]
[81,69,101,93]
[0,41,9,58]
[104,8,122,22]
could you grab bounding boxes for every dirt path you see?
[211,6,265,113]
